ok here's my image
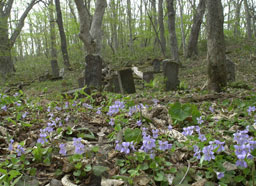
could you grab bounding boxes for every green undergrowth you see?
[0,87,256,185]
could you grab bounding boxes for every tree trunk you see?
[74,0,107,54]
[0,0,36,77]
[166,0,179,62]
[127,0,133,53]
[186,0,206,58]
[244,0,252,40]
[178,0,186,56]
[206,0,227,92]
[158,0,166,56]
[55,0,71,70]
[234,0,243,37]
[49,0,59,78]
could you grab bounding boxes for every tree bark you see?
[55,0,71,70]
[178,0,186,56]
[49,0,59,77]
[206,0,227,92]
[74,0,107,54]
[244,0,252,40]
[166,0,179,62]
[233,0,243,37]
[127,0,133,53]
[186,0,206,58]
[0,0,37,77]
[158,0,166,56]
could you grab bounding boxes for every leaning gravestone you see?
[117,68,136,94]
[152,59,161,72]
[163,61,180,91]
[143,71,154,83]
[226,58,235,82]
[85,54,102,90]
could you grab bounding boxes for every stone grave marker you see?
[163,61,180,91]
[152,59,161,72]
[117,68,136,94]
[143,71,154,83]
[85,54,102,90]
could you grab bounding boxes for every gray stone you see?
[226,58,235,82]
[163,61,180,91]
[50,178,62,186]
[85,54,103,90]
[117,68,136,94]
[143,71,154,83]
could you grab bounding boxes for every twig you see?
[179,160,191,184]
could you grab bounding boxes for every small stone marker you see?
[85,54,102,90]
[226,58,235,82]
[104,74,121,93]
[163,61,180,91]
[143,71,154,83]
[152,59,161,72]
[117,68,136,94]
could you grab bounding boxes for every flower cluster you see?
[115,141,135,154]
[107,100,125,116]
[128,104,144,116]
[59,144,67,156]
[16,145,25,156]
[73,138,85,154]
[233,128,256,168]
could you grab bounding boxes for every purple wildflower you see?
[168,125,172,130]
[73,138,85,154]
[55,106,62,111]
[209,106,214,113]
[182,126,195,136]
[193,145,201,159]
[152,129,159,139]
[202,145,215,161]
[236,160,247,168]
[216,172,224,179]
[199,134,207,142]
[109,118,115,126]
[59,144,66,156]
[22,112,28,119]
[196,116,204,125]
[96,108,102,115]
[141,135,156,153]
[158,140,172,151]
[1,105,7,111]
[8,139,14,151]
[247,106,256,115]
[136,120,142,126]
[107,100,125,116]
[152,99,159,106]
[120,142,130,154]
[16,145,25,156]
[83,103,93,109]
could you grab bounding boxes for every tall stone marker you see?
[117,68,136,94]
[143,71,154,83]
[85,54,102,90]
[163,61,180,91]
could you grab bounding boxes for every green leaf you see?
[11,175,22,186]
[73,170,81,177]
[92,166,109,176]
[169,167,177,173]
[154,171,165,181]
[124,128,141,143]
[8,170,21,181]
[234,175,244,182]
[84,164,92,172]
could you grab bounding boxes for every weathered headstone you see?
[117,68,136,94]
[104,74,121,93]
[226,58,235,82]
[163,61,180,91]
[152,59,161,72]
[85,54,102,90]
[143,71,154,83]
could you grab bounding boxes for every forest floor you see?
[0,40,256,186]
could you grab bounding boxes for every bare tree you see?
[74,0,107,54]
[206,0,227,92]
[186,0,206,58]
[0,0,38,78]
[166,0,179,62]
[158,0,166,56]
[244,0,252,39]
[55,0,71,70]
